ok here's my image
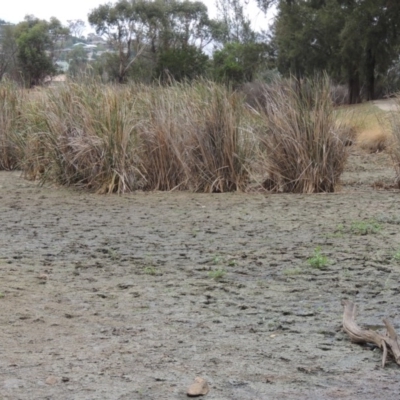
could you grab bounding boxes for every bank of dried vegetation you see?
[0,77,363,193]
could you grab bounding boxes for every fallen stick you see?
[342,300,400,367]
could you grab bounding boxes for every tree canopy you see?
[269,0,400,102]
[14,16,68,87]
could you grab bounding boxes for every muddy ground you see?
[1,147,400,400]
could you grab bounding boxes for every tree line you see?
[1,0,400,103]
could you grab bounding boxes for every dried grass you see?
[0,80,25,170]
[23,82,141,193]
[336,102,390,153]
[387,96,400,187]
[257,76,348,193]
[358,129,391,153]
[17,80,252,193]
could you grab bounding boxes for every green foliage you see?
[0,24,18,82]
[89,0,215,84]
[393,250,400,262]
[307,247,330,269]
[15,16,68,87]
[350,220,381,236]
[272,0,400,103]
[67,46,88,77]
[157,46,209,82]
[88,1,146,83]
[213,42,268,84]
[67,19,86,39]
[214,0,255,44]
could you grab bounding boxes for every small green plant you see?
[307,247,330,269]
[228,259,237,266]
[212,254,225,265]
[393,250,400,262]
[208,269,226,280]
[144,266,157,275]
[350,219,381,235]
[0,292,4,298]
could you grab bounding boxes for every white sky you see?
[1,0,274,33]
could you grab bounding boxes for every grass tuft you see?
[257,75,348,193]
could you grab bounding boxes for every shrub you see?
[257,76,348,193]
[350,220,381,235]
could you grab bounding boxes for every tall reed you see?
[185,82,251,192]
[23,82,141,193]
[0,80,24,170]
[257,76,348,193]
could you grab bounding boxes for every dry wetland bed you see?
[2,102,400,399]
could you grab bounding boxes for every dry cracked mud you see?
[1,148,400,399]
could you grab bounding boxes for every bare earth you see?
[1,148,400,400]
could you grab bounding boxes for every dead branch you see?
[342,300,400,367]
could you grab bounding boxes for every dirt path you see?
[1,149,400,399]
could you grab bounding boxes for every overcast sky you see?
[1,0,274,33]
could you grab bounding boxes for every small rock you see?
[45,376,58,385]
[187,377,209,397]
[37,274,48,281]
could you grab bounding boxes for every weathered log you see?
[342,300,400,367]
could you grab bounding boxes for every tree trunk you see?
[348,68,360,104]
[365,48,375,101]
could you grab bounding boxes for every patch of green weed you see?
[393,250,400,262]
[350,219,381,235]
[307,247,330,269]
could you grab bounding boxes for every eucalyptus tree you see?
[14,16,69,87]
[0,21,18,81]
[88,0,149,83]
[89,0,215,82]
[260,0,400,102]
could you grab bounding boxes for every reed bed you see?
[0,78,351,193]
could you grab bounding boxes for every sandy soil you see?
[1,148,400,400]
